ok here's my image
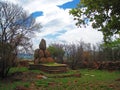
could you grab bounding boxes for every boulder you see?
[45,50,51,57]
[34,58,39,64]
[39,49,44,58]
[34,49,39,59]
[39,39,46,50]
[40,57,47,63]
[46,57,54,63]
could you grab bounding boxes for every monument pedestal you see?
[29,63,68,73]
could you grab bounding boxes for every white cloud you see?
[5,0,103,49]
[58,25,103,44]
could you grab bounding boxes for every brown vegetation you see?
[48,41,120,70]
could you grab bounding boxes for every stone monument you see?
[34,39,54,64]
[29,39,68,73]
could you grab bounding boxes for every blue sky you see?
[5,0,103,49]
[58,0,80,9]
[31,0,80,18]
[31,11,43,18]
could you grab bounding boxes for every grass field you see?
[0,67,120,90]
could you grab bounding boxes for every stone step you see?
[29,64,68,73]
[46,69,67,73]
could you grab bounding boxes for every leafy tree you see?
[47,46,57,58]
[47,44,65,63]
[70,0,120,43]
[0,1,41,78]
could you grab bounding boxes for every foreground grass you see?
[0,67,120,90]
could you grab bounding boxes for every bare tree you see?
[64,42,84,69]
[0,1,41,78]
[47,41,120,70]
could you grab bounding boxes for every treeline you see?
[47,41,120,70]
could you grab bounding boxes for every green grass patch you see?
[0,67,120,90]
[9,67,28,74]
[41,62,66,66]
[28,61,34,64]
[0,81,30,90]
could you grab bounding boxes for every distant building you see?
[17,53,34,60]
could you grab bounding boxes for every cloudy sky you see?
[3,0,103,49]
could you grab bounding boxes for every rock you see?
[34,58,39,64]
[48,82,56,86]
[39,49,44,58]
[36,75,47,79]
[45,50,51,57]
[42,76,47,79]
[39,39,46,50]
[46,57,54,63]
[73,73,81,77]
[34,49,39,59]
[36,75,43,79]
[40,57,47,63]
